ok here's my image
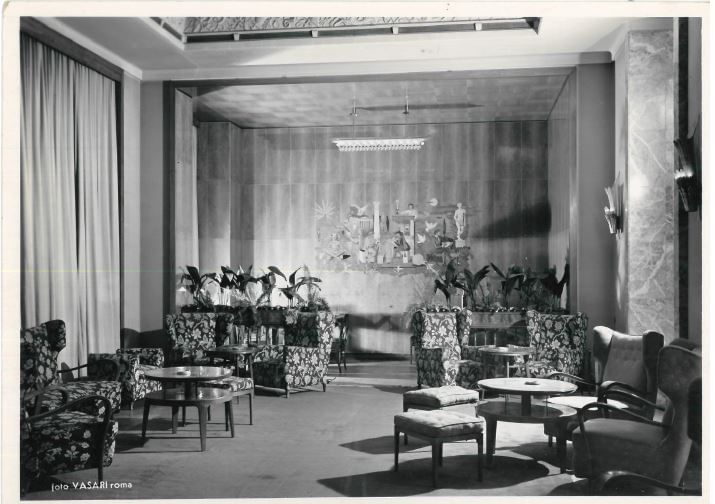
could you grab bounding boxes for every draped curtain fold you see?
[20,33,120,368]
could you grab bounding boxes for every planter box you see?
[256,308,287,326]
[470,311,526,329]
[469,311,527,347]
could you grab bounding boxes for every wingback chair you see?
[543,327,664,446]
[412,308,482,389]
[524,310,589,378]
[165,312,234,366]
[20,320,121,415]
[21,394,118,495]
[252,310,335,397]
[165,312,254,422]
[571,342,702,490]
[88,348,165,409]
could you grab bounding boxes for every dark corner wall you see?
[547,63,616,334]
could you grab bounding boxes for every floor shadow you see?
[371,384,413,395]
[318,455,550,497]
[341,435,429,455]
[547,480,589,496]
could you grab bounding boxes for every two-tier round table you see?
[142,366,234,451]
[477,377,578,472]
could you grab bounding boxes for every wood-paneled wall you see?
[199,120,549,354]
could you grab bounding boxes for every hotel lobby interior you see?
[9,9,706,501]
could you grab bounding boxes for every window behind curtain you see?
[20,33,120,368]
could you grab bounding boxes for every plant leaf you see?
[268,266,286,281]
[489,262,505,279]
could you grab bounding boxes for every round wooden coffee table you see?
[143,366,235,451]
[477,377,577,472]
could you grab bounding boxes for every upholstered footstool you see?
[394,410,484,488]
[403,385,481,412]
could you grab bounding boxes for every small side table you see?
[207,345,257,382]
[478,345,535,378]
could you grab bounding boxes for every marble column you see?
[622,30,676,339]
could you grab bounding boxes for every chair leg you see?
[141,400,151,443]
[477,434,484,481]
[394,426,400,471]
[248,392,254,425]
[207,406,211,422]
[548,435,553,447]
[182,406,186,426]
[285,387,290,398]
[431,442,439,488]
[322,379,327,392]
[438,442,443,466]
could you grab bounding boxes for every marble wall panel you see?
[625,30,675,339]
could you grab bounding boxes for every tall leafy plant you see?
[180,266,217,310]
[256,266,286,307]
[434,259,466,305]
[489,263,525,310]
[462,264,491,311]
[540,264,570,311]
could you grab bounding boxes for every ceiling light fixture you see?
[332,96,426,152]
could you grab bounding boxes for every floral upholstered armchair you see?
[166,312,254,421]
[253,311,336,397]
[165,312,234,366]
[88,348,165,409]
[412,308,482,389]
[20,320,122,415]
[21,394,118,495]
[524,310,589,378]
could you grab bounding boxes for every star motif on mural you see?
[425,263,438,275]
[314,200,335,220]
[394,266,403,275]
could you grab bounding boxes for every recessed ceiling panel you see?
[191,69,571,128]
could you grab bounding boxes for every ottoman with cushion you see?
[403,385,481,412]
[394,410,484,488]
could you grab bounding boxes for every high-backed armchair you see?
[412,308,482,389]
[524,310,588,378]
[20,320,121,415]
[253,311,335,397]
[88,348,165,409]
[165,312,254,422]
[21,394,118,495]
[165,312,234,367]
[543,327,664,447]
[571,342,702,490]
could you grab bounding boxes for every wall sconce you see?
[674,135,699,212]
[603,184,621,234]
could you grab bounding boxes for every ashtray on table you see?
[175,370,191,376]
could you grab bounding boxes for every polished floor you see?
[24,359,677,500]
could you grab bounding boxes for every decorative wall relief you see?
[315,196,471,275]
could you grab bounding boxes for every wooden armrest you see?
[600,389,664,411]
[545,371,596,389]
[27,394,112,423]
[577,401,663,428]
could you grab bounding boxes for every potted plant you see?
[433,259,467,307]
[179,265,217,312]
[256,266,288,326]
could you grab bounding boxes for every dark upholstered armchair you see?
[253,311,335,397]
[593,376,702,495]
[543,327,664,445]
[571,342,701,490]
[21,394,118,494]
[412,309,482,389]
[21,320,122,415]
[524,310,589,377]
[88,348,165,409]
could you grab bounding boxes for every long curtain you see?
[20,34,120,368]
